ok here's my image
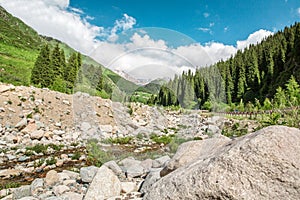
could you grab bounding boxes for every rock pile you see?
[144,126,300,199]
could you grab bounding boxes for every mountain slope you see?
[0,6,143,100]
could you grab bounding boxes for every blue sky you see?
[1,0,300,81]
[70,0,300,45]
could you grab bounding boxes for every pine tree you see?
[51,44,64,79]
[285,76,300,106]
[31,44,52,87]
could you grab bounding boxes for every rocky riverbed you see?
[0,83,268,199]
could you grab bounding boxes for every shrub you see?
[103,136,133,145]
[46,156,57,166]
[71,152,81,160]
[87,140,114,167]
[150,133,173,145]
[26,144,48,154]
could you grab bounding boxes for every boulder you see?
[80,166,98,183]
[84,165,121,200]
[144,126,300,199]
[121,182,136,193]
[60,192,83,200]
[12,185,31,199]
[104,160,123,175]
[45,170,59,186]
[139,168,161,194]
[152,155,170,168]
[30,130,44,140]
[160,135,230,176]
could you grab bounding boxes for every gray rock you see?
[207,124,221,135]
[30,130,44,140]
[139,168,161,194]
[152,155,170,168]
[104,160,123,175]
[18,156,30,162]
[84,165,121,200]
[140,159,153,172]
[125,163,146,178]
[30,178,44,192]
[80,122,91,132]
[12,185,31,199]
[144,126,300,200]
[80,166,98,183]
[160,135,230,177]
[53,185,69,196]
[19,197,39,200]
[43,197,63,200]
[45,170,59,186]
[15,118,27,130]
[119,157,141,168]
[60,192,83,200]
[121,182,136,193]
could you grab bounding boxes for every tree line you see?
[31,44,81,93]
[152,22,300,111]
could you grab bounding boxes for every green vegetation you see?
[46,156,57,166]
[152,23,300,112]
[102,136,134,145]
[26,144,48,154]
[86,139,115,167]
[150,133,174,145]
[0,182,21,190]
[71,152,81,160]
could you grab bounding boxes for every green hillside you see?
[0,6,145,100]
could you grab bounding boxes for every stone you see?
[44,197,63,200]
[30,178,44,192]
[121,182,136,193]
[30,130,44,140]
[21,123,37,134]
[125,163,146,178]
[62,170,80,180]
[0,169,22,179]
[18,156,30,162]
[104,160,123,175]
[53,185,70,196]
[84,165,121,200]
[140,159,153,172]
[99,125,113,133]
[144,126,300,200]
[15,118,27,130]
[60,192,83,200]
[19,197,39,200]
[12,185,31,199]
[139,168,161,194]
[80,122,91,132]
[160,135,230,177]
[45,170,59,186]
[152,155,170,168]
[80,166,98,183]
[0,84,15,93]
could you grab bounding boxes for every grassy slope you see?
[0,6,149,99]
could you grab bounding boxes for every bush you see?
[87,140,114,167]
[103,136,133,145]
[150,134,173,145]
[46,156,57,166]
[71,152,81,160]
[26,144,48,154]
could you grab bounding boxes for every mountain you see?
[155,22,300,109]
[0,6,145,100]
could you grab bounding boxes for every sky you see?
[1,0,300,81]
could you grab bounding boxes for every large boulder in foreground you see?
[144,126,300,200]
[160,135,230,176]
[83,165,121,200]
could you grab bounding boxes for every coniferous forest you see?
[31,44,82,94]
[152,22,300,111]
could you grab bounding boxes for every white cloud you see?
[237,29,273,49]
[224,26,228,32]
[108,14,136,42]
[0,0,102,53]
[297,7,300,16]
[203,12,210,18]
[198,27,211,32]
[0,0,275,81]
[209,22,215,27]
